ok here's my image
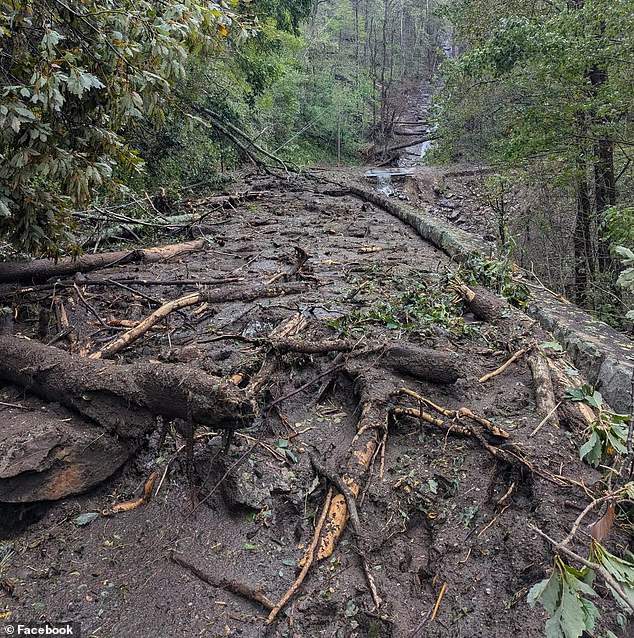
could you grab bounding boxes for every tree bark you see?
[0,335,254,502]
[590,65,616,275]
[0,240,206,284]
[573,170,593,303]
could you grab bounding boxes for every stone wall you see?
[343,182,634,413]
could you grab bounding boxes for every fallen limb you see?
[0,335,254,502]
[547,358,596,431]
[198,107,289,171]
[170,552,275,611]
[382,344,462,384]
[450,282,508,323]
[181,190,271,211]
[8,277,246,295]
[265,488,333,624]
[0,240,206,284]
[91,281,309,359]
[479,347,529,383]
[370,135,436,157]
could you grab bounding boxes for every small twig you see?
[0,400,31,410]
[558,488,627,550]
[477,503,511,538]
[265,488,334,624]
[265,362,345,412]
[530,401,562,437]
[74,283,109,328]
[170,552,275,611]
[430,582,447,622]
[497,482,516,505]
[479,347,529,383]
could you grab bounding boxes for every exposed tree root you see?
[170,552,275,611]
[308,454,383,608]
[399,387,510,438]
[265,488,334,624]
[479,347,530,383]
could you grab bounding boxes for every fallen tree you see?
[0,240,206,284]
[0,335,254,502]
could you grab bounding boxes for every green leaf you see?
[528,572,560,613]
[541,341,563,352]
[579,431,602,466]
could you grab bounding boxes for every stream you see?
[364,86,434,195]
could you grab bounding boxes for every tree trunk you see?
[573,172,593,303]
[0,240,205,284]
[0,335,254,501]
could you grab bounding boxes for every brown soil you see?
[0,171,627,637]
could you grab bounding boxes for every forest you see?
[0,1,633,637]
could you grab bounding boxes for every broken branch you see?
[479,347,529,383]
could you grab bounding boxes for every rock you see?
[437,198,456,210]
[597,358,634,414]
[221,457,272,511]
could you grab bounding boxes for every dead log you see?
[452,283,507,323]
[0,335,254,502]
[548,358,596,432]
[0,336,254,435]
[370,135,436,157]
[527,350,561,430]
[181,190,270,210]
[0,240,206,284]
[382,344,462,384]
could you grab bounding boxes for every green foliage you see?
[436,0,634,306]
[564,385,629,467]
[527,556,599,638]
[462,254,530,308]
[604,207,634,249]
[330,270,477,338]
[0,0,254,255]
[591,542,634,611]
